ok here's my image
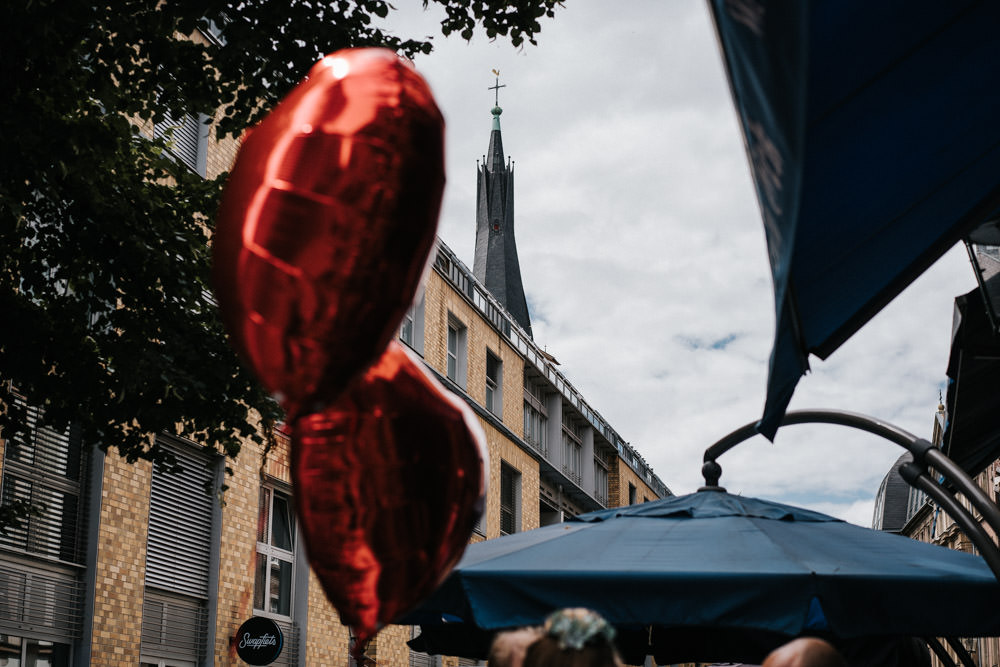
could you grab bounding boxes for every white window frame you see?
[254,485,296,620]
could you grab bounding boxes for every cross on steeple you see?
[489,69,506,106]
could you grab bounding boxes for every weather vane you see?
[489,69,505,106]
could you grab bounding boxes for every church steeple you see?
[474,73,532,338]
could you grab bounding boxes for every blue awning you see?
[708,1,1000,437]
[943,287,1000,476]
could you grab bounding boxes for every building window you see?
[485,350,502,416]
[154,107,208,176]
[399,290,426,355]
[594,459,609,506]
[447,326,458,379]
[628,482,637,505]
[446,315,467,388]
[523,378,548,456]
[561,413,583,486]
[400,308,415,347]
[142,438,218,665]
[500,462,521,536]
[0,396,90,657]
[0,636,70,666]
[255,485,296,617]
[523,401,547,456]
[0,397,87,564]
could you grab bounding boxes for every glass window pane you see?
[257,487,270,543]
[270,557,293,616]
[400,308,414,345]
[253,552,267,611]
[25,638,70,667]
[0,635,22,667]
[271,493,294,552]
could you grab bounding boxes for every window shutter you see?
[140,589,208,663]
[145,439,216,598]
[1,398,87,564]
[0,564,86,642]
[155,109,202,173]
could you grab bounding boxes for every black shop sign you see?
[236,616,284,665]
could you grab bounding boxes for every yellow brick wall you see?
[609,458,660,508]
[207,117,241,180]
[305,568,353,665]
[482,416,540,538]
[189,26,242,182]
[422,270,451,376]
[370,624,412,667]
[422,269,525,438]
[214,427,265,662]
[90,452,152,665]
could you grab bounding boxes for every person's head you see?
[488,627,544,667]
[522,608,623,667]
[762,637,847,667]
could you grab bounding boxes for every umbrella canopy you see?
[402,491,1000,663]
[707,1,1000,437]
[943,287,1000,477]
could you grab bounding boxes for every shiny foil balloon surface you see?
[213,48,445,415]
[292,342,487,648]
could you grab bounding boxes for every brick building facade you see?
[0,66,669,666]
[875,403,1000,666]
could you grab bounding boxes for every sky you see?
[381,1,977,526]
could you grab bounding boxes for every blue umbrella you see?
[707,1,1000,437]
[402,491,1000,663]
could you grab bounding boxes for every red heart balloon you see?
[213,48,445,415]
[292,342,487,647]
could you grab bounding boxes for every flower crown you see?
[543,608,617,651]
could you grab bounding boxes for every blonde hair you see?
[522,609,623,667]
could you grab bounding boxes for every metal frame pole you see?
[703,408,1000,582]
[900,463,1000,579]
[945,637,977,667]
[925,637,958,667]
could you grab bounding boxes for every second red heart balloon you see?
[292,342,487,648]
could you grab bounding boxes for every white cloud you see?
[383,1,980,510]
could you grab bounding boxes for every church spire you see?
[474,72,532,338]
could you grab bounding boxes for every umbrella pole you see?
[704,408,1000,582]
[900,462,1000,580]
